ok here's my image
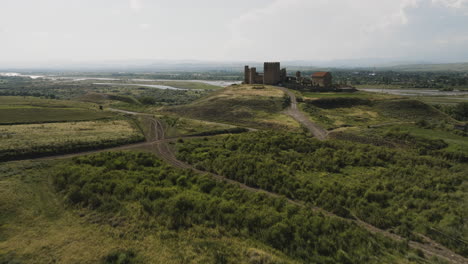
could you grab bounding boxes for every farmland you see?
[0,96,114,124]
[0,120,144,161]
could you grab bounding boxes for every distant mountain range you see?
[1,59,468,72]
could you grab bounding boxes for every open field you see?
[166,85,301,131]
[0,159,298,264]
[0,120,144,160]
[300,95,456,131]
[302,91,402,99]
[0,153,431,264]
[374,125,468,153]
[0,96,114,124]
[417,96,468,105]
[161,116,239,138]
[0,77,214,107]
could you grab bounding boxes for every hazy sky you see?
[1,0,468,65]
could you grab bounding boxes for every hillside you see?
[165,84,300,131]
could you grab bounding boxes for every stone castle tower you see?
[263,62,281,85]
[244,62,285,85]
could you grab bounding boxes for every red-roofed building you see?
[311,72,332,87]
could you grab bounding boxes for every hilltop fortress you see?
[244,62,355,92]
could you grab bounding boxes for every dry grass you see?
[221,85,285,98]
[0,120,141,152]
[166,85,299,131]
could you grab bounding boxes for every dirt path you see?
[154,136,467,264]
[8,108,467,263]
[276,87,328,140]
[148,118,465,263]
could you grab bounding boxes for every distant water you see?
[130,79,241,87]
[360,88,468,97]
[0,73,240,88]
[94,83,188,90]
[0,72,43,79]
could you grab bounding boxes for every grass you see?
[161,116,237,138]
[165,85,300,131]
[0,160,298,264]
[301,96,455,131]
[377,125,468,153]
[0,96,114,124]
[0,120,144,160]
[354,84,405,90]
[301,91,400,99]
[417,96,468,105]
[375,99,453,122]
[351,86,468,105]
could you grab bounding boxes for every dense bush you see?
[435,102,468,121]
[188,127,249,137]
[307,98,372,109]
[0,136,143,161]
[52,152,411,263]
[176,131,468,256]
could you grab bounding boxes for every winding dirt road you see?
[143,114,466,264]
[276,87,328,140]
[10,108,467,264]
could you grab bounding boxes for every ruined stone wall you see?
[247,68,263,84]
[280,68,287,82]
[244,66,250,84]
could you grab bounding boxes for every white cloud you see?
[139,23,151,30]
[129,0,143,11]
[223,0,468,61]
[433,0,468,9]
[32,31,49,38]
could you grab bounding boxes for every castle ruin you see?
[244,62,286,85]
[244,62,355,92]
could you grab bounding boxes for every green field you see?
[302,91,401,99]
[300,96,456,131]
[375,125,468,153]
[0,96,114,124]
[0,120,144,160]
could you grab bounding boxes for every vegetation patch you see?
[177,131,468,256]
[0,96,114,124]
[50,152,416,263]
[374,99,451,122]
[0,120,144,161]
[166,85,298,130]
[307,97,372,109]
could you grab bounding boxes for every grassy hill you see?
[165,85,300,131]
